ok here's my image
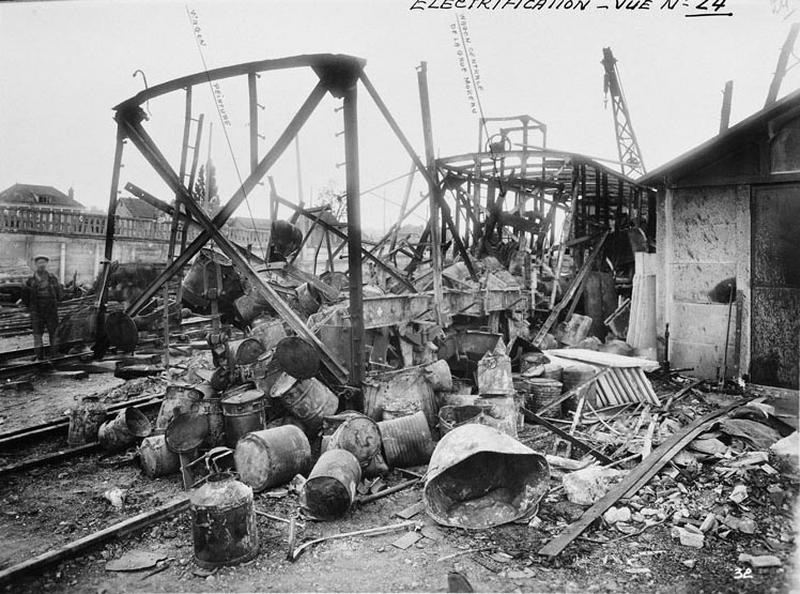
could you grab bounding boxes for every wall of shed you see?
[656,185,750,380]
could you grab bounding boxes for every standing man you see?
[22,255,63,360]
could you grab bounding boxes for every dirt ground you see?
[0,343,797,593]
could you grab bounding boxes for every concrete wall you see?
[0,233,169,284]
[656,184,750,379]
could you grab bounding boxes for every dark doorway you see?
[751,184,800,388]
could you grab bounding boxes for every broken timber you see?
[537,398,748,557]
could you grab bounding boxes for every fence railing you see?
[0,206,271,246]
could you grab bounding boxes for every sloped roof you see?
[117,197,162,219]
[0,183,85,209]
[639,87,800,186]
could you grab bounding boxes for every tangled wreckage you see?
[0,54,796,590]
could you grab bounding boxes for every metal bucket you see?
[270,373,338,433]
[296,283,320,316]
[221,388,267,448]
[474,395,519,438]
[561,364,597,412]
[363,366,438,429]
[227,337,266,369]
[234,426,312,493]
[424,360,453,392]
[249,318,287,351]
[325,412,388,478]
[98,407,152,452]
[423,424,550,529]
[233,291,271,324]
[166,412,209,454]
[275,337,320,379]
[156,384,204,433]
[190,473,259,569]
[377,411,435,468]
[139,434,180,478]
[301,449,361,520]
[67,395,107,447]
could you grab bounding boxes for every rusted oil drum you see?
[560,364,597,412]
[301,449,361,520]
[377,411,435,468]
[67,395,107,447]
[156,384,204,433]
[325,412,388,478]
[423,424,550,529]
[226,337,266,369]
[363,366,438,429]
[139,434,180,478]
[274,337,320,379]
[522,378,563,412]
[234,426,312,493]
[270,373,338,433]
[221,388,267,448]
[190,473,259,568]
[98,407,152,452]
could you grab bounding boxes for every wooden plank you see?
[522,408,612,464]
[0,497,190,586]
[538,399,746,557]
[0,443,99,479]
[543,348,661,371]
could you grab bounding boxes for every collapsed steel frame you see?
[96,53,656,389]
[96,54,478,388]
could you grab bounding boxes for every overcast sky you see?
[0,0,797,232]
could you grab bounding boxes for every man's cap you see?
[33,255,50,263]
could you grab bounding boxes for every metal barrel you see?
[190,473,259,569]
[227,337,266,369]
[138,434,180,478]
[234,426,312,493]
[561,364,597,412]
[302,449,361,520]
[199,396,226,449]
[248,318,287,351]
[377,410,435,468]
[363,366,438,429]
[275,337,320,379]
[521,378,563,411]
[66,395,107,447]
[155,384,204,433]
[165,412,209,454]
[98,407,152,452]
[542,362,564,381]
[423,424,550,529]
[221,389,267,448]
[271,374,338,433]
[325,412,388,477]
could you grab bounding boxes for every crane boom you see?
[601,47,646,179]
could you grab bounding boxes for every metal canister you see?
[197,382,225,449]
[325,412,388,478]
[363,366,438,429]
[98,407,152,452]
[156,384,204,433]
[234,426,312,492]
[67,395,107,447]
[377,410,435,468]
[138,434,180,478]
[190,473,259,568]
[226,337,266,369]
[274,337,320,379]
[270,373,338,434]
[248,318,287,351]
[221,388,266,448]
[301,449,361,520]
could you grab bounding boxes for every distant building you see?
[0,183,85,210]
[115,197,164,220]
